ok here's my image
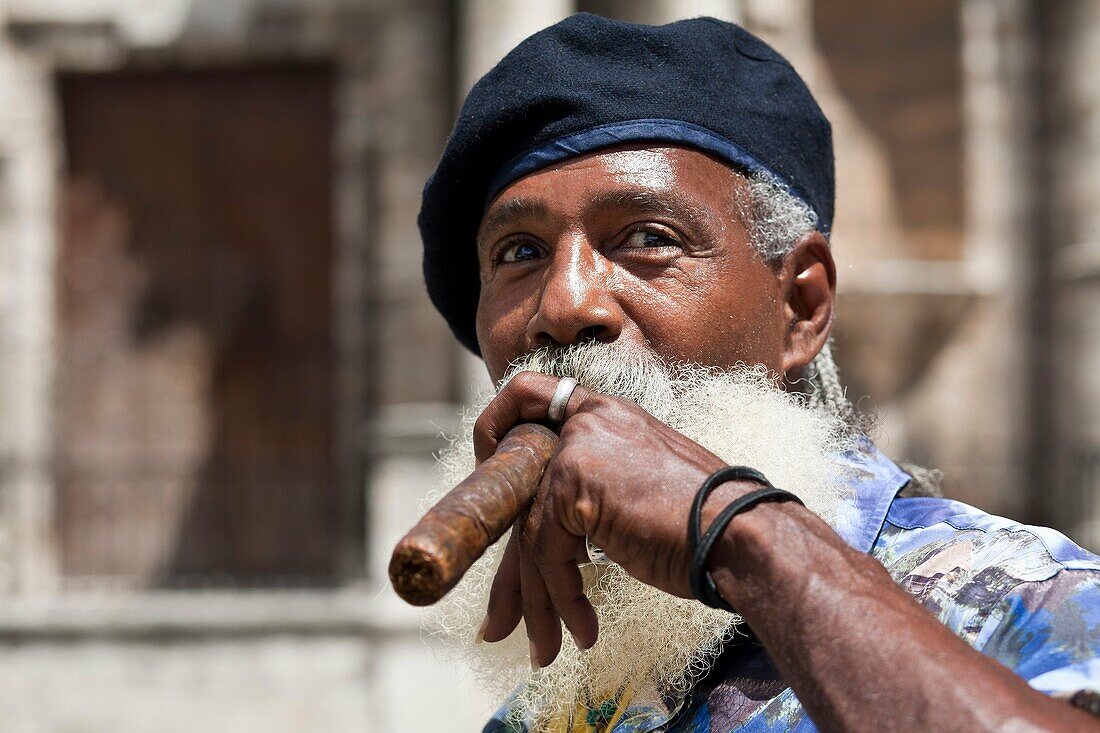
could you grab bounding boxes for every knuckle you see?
[577,392,612,413]
[549,457,596,530]
[561,410,600,437]
[573,496,599,534]
[556,436,603,482]
[472,409,492,437]
[578,392,639,420]
[507,370,540,397]
[473,398,505,435]
[548,451,581,488]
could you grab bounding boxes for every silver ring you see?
[547,377,579,426]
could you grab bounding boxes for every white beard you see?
[421,342,854,728]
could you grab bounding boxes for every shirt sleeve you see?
[976,569,1100,715]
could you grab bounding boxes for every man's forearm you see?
[710,504,1099,732]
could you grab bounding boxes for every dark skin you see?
[470,145,1098,731]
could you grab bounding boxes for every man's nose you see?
[526,238,624,348]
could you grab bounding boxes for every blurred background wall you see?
[0,0,1097,730]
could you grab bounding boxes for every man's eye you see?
[624,229,679,249]
[499,241,542,263]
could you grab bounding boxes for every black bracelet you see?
[688,466,803,612]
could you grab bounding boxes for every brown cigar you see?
[388,422,559,606]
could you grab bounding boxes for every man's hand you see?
[474,370,764,667]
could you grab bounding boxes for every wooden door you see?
[55,64,339,587]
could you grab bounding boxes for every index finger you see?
[473,371,593,464]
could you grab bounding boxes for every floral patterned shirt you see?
[483,442,1100,732]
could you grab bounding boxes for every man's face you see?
[474,146,789,382]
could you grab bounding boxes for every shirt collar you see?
[830,437,911,554]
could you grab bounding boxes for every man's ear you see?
[777,230,836,378]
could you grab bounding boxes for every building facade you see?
[0,0,1096,730]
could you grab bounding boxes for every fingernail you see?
[475,611,488,642]
[528,640,540,672]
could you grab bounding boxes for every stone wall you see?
[0,1,498,730]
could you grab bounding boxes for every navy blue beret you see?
[420,13,834,355]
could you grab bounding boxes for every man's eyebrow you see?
[478,197,550,244]
[584,188,717,236]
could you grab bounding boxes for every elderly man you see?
[415,14,1100,732]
